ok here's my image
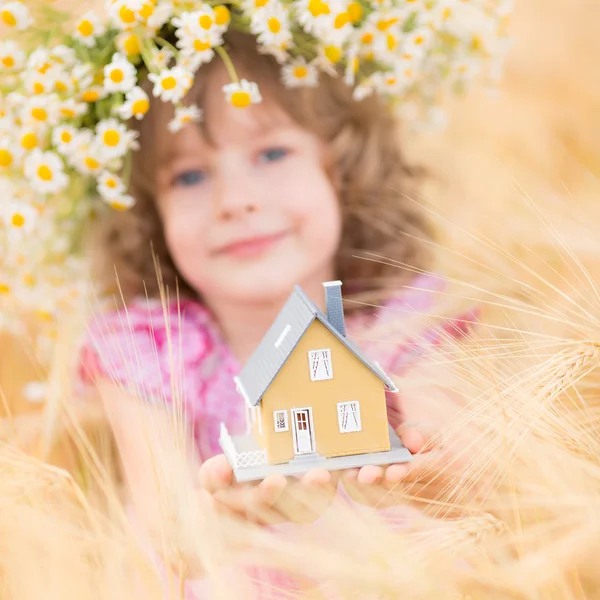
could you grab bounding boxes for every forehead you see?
[157,69,294,165]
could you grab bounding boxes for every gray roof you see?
[234,286,398,407]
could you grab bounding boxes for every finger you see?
[341,468,360,482]
[300,468,331,487]
[256,474,288,507]
[200,454,235,494]
[357,465,384,485]
[398,426,428,454]
[384,463,410,484]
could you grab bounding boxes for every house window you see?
[274,410,288,432]
[337,401,362,433]
[308,349,333,381]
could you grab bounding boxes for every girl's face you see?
[155,78,342,307]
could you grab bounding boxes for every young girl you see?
[80,30,473,596]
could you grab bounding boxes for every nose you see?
[213,171,260,220]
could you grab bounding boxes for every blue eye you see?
[258,147,288,164]
[173,170,207,187]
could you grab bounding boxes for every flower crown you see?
[0,0,512,392]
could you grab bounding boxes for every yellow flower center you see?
[123,34,141,56]
[1,10,16,27]
[103,130,120,147]
[105,178,118,188]
[31,107,48,121]
[198,14,213,29]
[308,0,330,17]
[132,98,149,115]
[385,77,396,86]
[334,12,349,28]
[85,157,100,170]
[161,76,177,90]
[214,5,230,25]
[441,7,452,20]
[414,35,425,45]
[361,32,373,44]
[37,165,53,181]
[347,2,362,23]
[60,108,76,118]
[119,6,136,24]
[38,62,52,75]
[1,56,15,68]
[82,90,100,102]
[471,35,483,51]
[23,274,36,287]
[0,284,11,295]
[377,17,398,31]
[110,200,130,211]
[110,69,124,83]
[324,45,341,63]
[55,80,68,92]
[139,2,154,19]
[11,213,25,227]
[60,131,73,143]
[230,90,251,108]
[21,133,38,150]
[268,17,281,33]
[77,20,94,37]
[386,34,398,51]
[293,66,308,79]
[255,0,268,6]
[0,149,12,167]
[194,38,211,52]
[33,82,45,95]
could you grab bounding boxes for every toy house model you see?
[219,281,413,482]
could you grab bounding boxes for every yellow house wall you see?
[258,320,391,465]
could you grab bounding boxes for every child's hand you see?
[199,454,339,525]
[341,387,470,508]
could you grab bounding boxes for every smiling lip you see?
[215,230,290,258]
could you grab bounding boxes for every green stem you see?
[215,46,239,83]
[154,36,179,56]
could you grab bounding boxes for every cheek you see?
[285,164,342,244]
[160,197,210,273]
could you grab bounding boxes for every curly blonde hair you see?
[93,32,432,308]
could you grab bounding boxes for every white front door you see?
[292,408,314,454]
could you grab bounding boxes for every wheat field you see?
[2,0,600,598]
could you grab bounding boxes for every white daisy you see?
[175,30,215,67]
[52,125,79,156]
[0,1,33,30]
[148,47,174,70]
[116,86,151,120]
[402,27,434,59]
[23,149,68,195]
[69,133,106,175]
[223,79,262,108]
[73,11,106,47]
[103,53,137,93]
[96,118,139,160]
[0,41,25,72]
[58,98,88,120]
[97,171,126,200]
[49,45,77,67]
[168,105,203,133]
[148,66,193,103]
[108,0,146,30]
[0,134,19,168]
[20,95,60,128]
[251,1,293,48]
[173,7,226,45]
[282,59,319,88]
[102,193,136,211]
[146,2,173,30]
[17,128,41,153]
[115,31,142,57]
[2,201,38,235]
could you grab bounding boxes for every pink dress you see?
[78,274,477,597]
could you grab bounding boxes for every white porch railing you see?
[219,423,267,469]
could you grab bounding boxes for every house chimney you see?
[323,281,346,336]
